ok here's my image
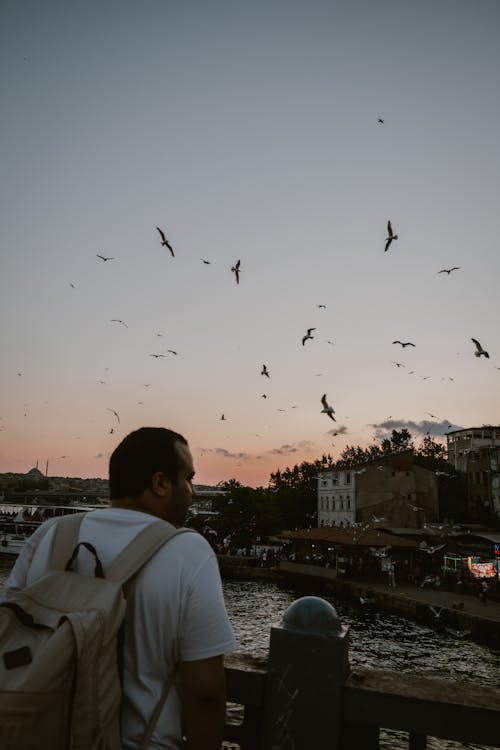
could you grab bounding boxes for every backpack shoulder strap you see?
[48,512,87,570]
[105,520,193,584]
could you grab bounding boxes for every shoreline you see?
[217,556,500,650]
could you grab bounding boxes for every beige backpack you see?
[0,512,190,750]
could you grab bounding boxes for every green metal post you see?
[264,596,350,750]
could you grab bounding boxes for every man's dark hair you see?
[109,427,188,500]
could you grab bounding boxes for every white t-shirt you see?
[3,508,238,750]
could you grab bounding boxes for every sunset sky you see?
[1,0,499,487]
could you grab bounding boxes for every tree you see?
[380,428,413,453]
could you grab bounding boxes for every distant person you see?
[388,560,396,587]
[479,578,488,606]
[2,426,237,750]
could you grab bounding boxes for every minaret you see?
[45,460,49,477]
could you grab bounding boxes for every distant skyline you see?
[1,1,499,487]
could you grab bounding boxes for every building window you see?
[346,472,351,484]
[347,499,351,509]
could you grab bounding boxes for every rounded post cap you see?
[282,596,342,634]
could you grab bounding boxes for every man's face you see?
[168,441,195,526]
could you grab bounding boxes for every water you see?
[2,559,499,749]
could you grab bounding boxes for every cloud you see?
[267,440,315,456]
[369,418,463,439]
[202,447,251,460]
[326,424,348,436]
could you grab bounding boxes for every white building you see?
[318,469,356,527]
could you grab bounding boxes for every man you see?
[2,427,237,749]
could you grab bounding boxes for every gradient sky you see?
[1,0,499,487]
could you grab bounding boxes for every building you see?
[447,426,500,472]
[446,427,500,519]
[318,450,439,529]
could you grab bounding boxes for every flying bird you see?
[69,282,76,288]
[471,338,489,358]
[438,267,460,274]
[201,259,211,264]
[392,361,405,368]
[107,408,120,424]
[428,606,444,620]
[317,304,326,309]
[445,628,471,639]
[377,118,384,124]
[96,254,114,262]
[156,227,174,256]
[320,394,336,421]
[261,394,267,398]
[302,328,316,346]
[408,504,423,512]
[220,414,226,421]
[231,259,241,284]
[167,350,178,355]
[419,543,445,555]
[393,340,415,348]
[384,221,398,252]
[369,545,391,557]
[149,354,166,358]
[110,319,128,328]
[261,364,270,378]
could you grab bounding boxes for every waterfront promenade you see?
[218,555,500,647]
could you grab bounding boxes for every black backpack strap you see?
[105,520,193,584]
[48,513,87,571]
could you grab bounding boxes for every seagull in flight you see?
[438,267,460,274]
[302,328,316,346]
[96,254,114,262]
[378,118,384,124]
[471,338,489,358]
[220,414,226,421]
[428,606,444,620]
[107,408,120,424]
[317,304,326,309]
[156,227,174,257]
[149,353,166,358]
[261,364,270,378]
[393,340,415,348]
[201,259,211,264]
[321,394,336,421]
[419,543,445,555]
[392,361,405,368]
[110,319,128,328]
[384,221,398,252]
[167,349,178,355]
[231,259,241,284]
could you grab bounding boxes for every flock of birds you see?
[8,117,494,462]
[89,203,494,438]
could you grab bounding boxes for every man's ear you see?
[151,471,172,497]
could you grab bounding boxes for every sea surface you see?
[2,559,499,749]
